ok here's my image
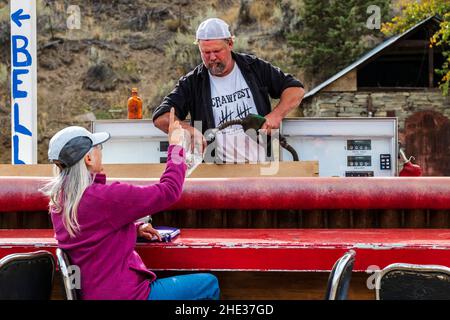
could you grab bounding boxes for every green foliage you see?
[433,12,450,95]
[94,111,113,120]
[287,0,391,84]
[382,0,450,95]
[382,0,449,34]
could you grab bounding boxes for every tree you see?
[382,0,450,95]
[288,0,391,85]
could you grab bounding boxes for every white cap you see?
[48,126,110,168]
[196,18,232,41]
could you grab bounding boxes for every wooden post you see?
[276,210,299,228]
[429,210,449,228]
[297,210,304,228]
[201,209,224,228]
[0,212,20,229]
[251,210,273,228]
[405,209,427,228]
[303,210,325,228]
[429,44,434,88]
[328,209,351,228]
[24,211,51,228]
[180,209,198,228]
[353,209,376,228]
[226,210,249,228]
[380,209,401,228]
[156,210,178,227]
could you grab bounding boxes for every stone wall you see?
[301,90,450,130]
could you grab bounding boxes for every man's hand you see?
[261,112,283,135]
[260,87,304,135]
[138,223,162,241]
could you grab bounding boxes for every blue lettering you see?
[13,135,25,164]
[12,69,29,99]
[12,35,32,67]
[14,103,32,136]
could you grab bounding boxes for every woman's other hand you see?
[138,223,162,241]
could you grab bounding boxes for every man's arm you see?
[254,57,305,133]
[152,74,192,133]
[262,86,305,133]
[152,73,206,151]
[154,111,176,134]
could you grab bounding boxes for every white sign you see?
[10,1,37,164]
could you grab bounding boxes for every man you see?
[153,18,305,163]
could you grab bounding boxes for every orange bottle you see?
[127,88,143,119]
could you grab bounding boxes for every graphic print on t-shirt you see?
[212,88,254,127]
[209,63,266,163]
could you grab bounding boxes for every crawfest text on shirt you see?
[209,63,266,163]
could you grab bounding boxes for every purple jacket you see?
[51,145,186,300]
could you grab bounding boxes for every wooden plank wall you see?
[1,209,449,229]
[156,209,450,229]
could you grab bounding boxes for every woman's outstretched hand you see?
[168,107,185,146]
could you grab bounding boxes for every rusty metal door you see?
[404,111,450,176]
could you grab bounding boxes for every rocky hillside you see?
[0,0,395,163]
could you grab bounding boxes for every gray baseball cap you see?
[48,126,110,168]
[196,18,232,41]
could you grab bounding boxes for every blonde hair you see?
[40,151,95,238]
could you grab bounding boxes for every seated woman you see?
[42,108,219,300]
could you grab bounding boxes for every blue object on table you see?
[137,226,180,243]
